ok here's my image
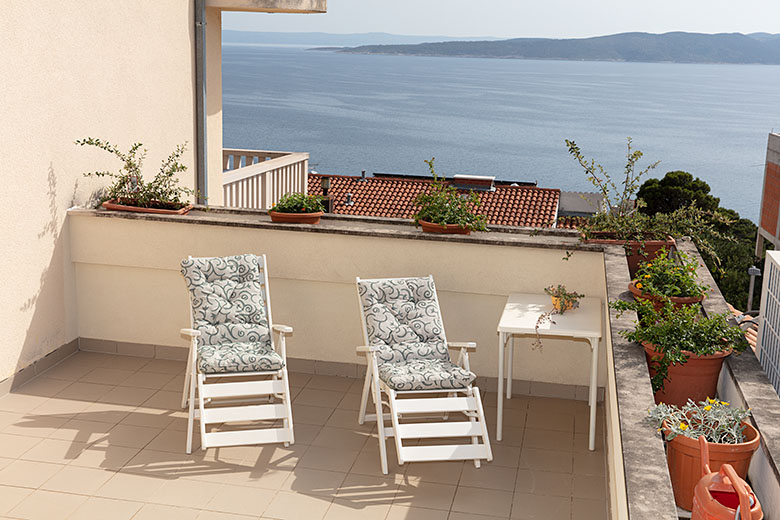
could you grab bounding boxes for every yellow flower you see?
[679,423,688,431]
[644,274,651,279]
[721,401,730,406]
[708,398,716,404]
[636,282,643,289]
[704,405,712,411]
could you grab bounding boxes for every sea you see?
[222,44,780,222]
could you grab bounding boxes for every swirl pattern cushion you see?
[181,254,283,374]
[358,277,475,390]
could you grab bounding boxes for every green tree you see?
[638,170,720,215]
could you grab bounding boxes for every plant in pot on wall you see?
[533,285,584,349]
[648,399,760,511]
[612,298,748,407]
[629,248,709,311]
[269,192,325,224]
[76,137,195,214]
[566,137,732,277]
[413,157,488,235]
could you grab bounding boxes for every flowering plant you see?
[634,249,708,299]
[647,399,751,443]
[534,285,584,349]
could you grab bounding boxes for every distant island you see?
[222,30,499,47]
[321,32,780,64]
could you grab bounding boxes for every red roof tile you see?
[308,174,560,228]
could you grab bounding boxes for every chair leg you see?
[473,386,493,463]
[386,390,404,466]
[197,373,207,451]
[468,388,480,468]
[281,367,294,447]
[373,374,388,475]
[358,362,373,425]
[182,342,193,409]
[185,363,196,454]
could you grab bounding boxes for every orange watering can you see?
[691,436,762,520]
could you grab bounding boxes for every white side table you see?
[496,293,603,450]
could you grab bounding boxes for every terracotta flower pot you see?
[551,296,574,312]
[643,342,731,407]
[419,220,470,235]
[268,211,323,224]
[583,233,675,278]
[664,421,760,511]
[102,199,192,215]
[628,280,705,311]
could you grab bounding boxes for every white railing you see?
[757,250,780,397]
[222,149,309,210]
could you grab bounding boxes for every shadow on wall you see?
[12,163,78,386]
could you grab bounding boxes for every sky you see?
[222,0,780,39]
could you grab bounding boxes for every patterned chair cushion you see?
[357,277,450,364]
[181,255,271,349]
[377,359,475,391]
[198,342,284,374]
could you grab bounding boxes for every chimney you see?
[360,170,367,181]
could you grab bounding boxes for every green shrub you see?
[634,248,708,299]
[271,192,324,213]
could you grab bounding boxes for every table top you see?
[497,293,602,338]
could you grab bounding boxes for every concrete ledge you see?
[604,245,678,520]
[0,339,79,398]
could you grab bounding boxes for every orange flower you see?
[636,282,643,289]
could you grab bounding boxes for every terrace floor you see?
[0,352,607,520]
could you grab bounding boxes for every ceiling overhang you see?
[206,0,326,13]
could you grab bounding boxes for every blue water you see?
[223,44,780,222]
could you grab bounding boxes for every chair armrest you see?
[180,328,201,338]
[448,341,477,351]
[356,345,382,353]
[273,324,293,335]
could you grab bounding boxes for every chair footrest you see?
[200,380,285,399]
[396,421,482,439]
[394,397,476,415]
[203,427,291,448]
[202,403,287,424]
[400,444,489,462]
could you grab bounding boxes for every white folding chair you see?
[180,254,294,453]
[355,275,492,474]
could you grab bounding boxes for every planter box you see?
[102,199,192,215]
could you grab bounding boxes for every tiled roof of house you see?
[307,174,560,228]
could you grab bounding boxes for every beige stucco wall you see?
[69,214,610,386]
[0,1,198,381]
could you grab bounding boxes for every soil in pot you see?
[665,421,760,511]
[419,220,470,235]
[584,233,675,278]
[269,211,323,224]
[102,199,192,215]
[628,280,705,311]
[643,343,731,407]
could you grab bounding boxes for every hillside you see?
[336,32,780,64]
[222,30,499,47]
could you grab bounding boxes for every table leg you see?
[506,335,513,399]
[497,332,504,442]
[588,337,599,451]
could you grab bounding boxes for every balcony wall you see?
[67,209,609,387]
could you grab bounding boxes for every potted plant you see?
[648,399,760,511]
[629,248,709,311]
[566,138,731,277]
[76,137,195,214]
[612,299,748,407]
[413,158,488,235]
[269,192,325,224]
[533,285,584,349]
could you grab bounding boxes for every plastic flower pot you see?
[583,233,675,278]
[268,211,323,224]
[419,220,470,235]
[664,420,760,511]
[643,343,731,407]
[628,280,705,311]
